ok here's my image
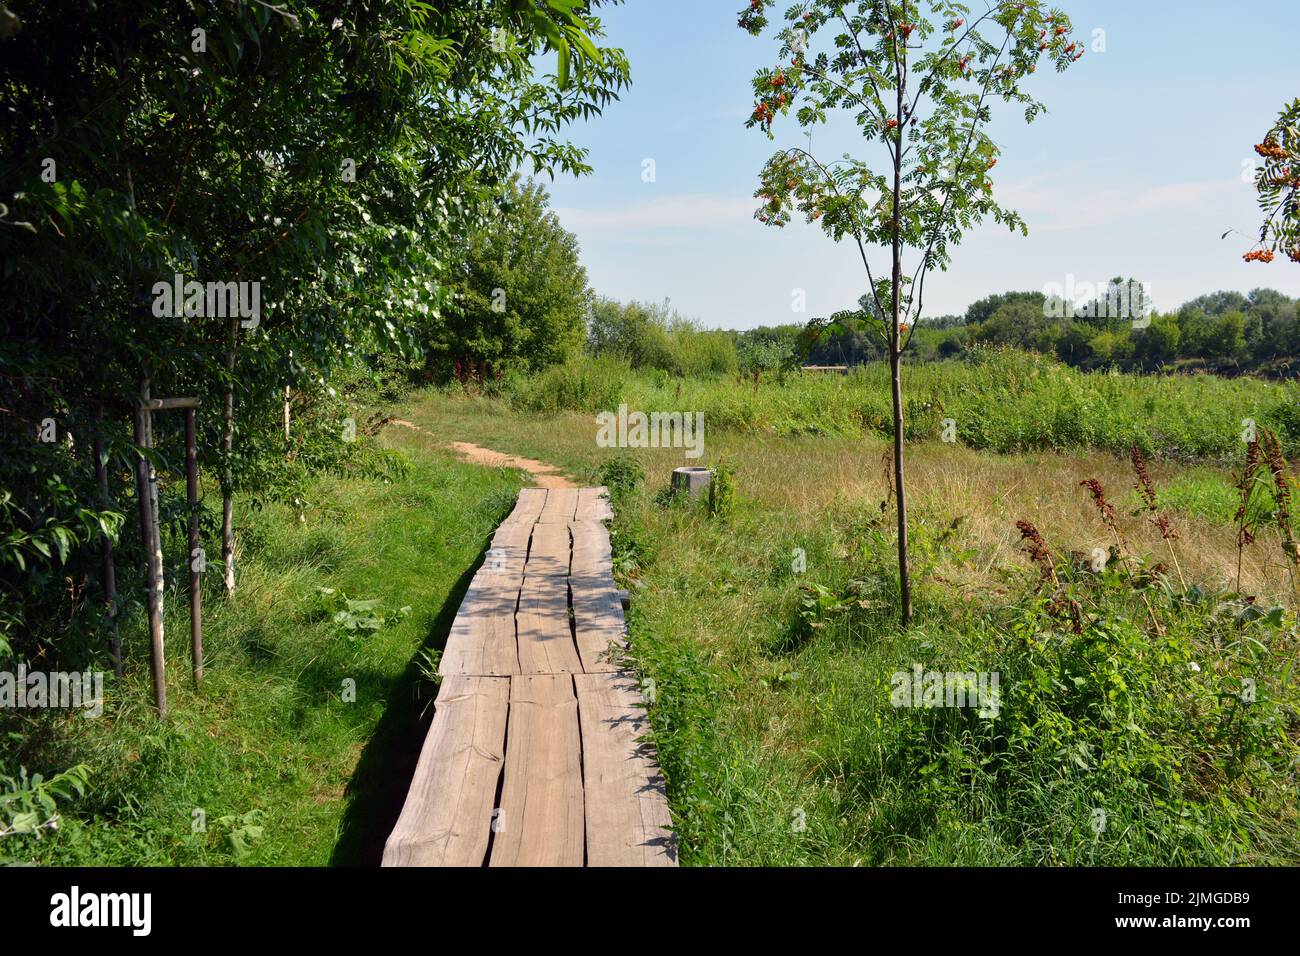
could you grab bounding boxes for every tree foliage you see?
[1245,98,1300,264]
[0,0,628,664]
[588,297,738,377]
[435,179,591,381]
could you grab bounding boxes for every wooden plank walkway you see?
[383,486,676,867]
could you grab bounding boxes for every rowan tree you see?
[1245,99,1300,264]
[739,0,1082,624]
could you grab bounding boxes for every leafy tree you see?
[1179,290,1250,318]
[1072,276,1150,333]
[1055,321,1094,366]
[437,178,591,380]
[1085,328,1132,367]
[965,289,1045,326]
[1132,313,1181,369]
[588,298,737,376]
[740,0,1082,623]
[737,323,805,353]
[737,331,797,381]
[588,298,677,369]
[1175,307,1218,360]
[0,0,627,663]
[1245,288,1297,362]
[1210,311,1248,360]
[971,298,1052,349]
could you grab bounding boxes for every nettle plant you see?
[1245,98,1300,264]
[740,0,1082,624]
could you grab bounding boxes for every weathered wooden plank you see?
[575,671,675,866]
[526,522,570,577]
[536,486,579,524]
[572,580,626,673]
[575,486,614,522]
[489,675,584,867]
[569,520,613,579]
[516,575,581,674]
[486,519,531,579]
[383,675,509,867]
[439,576,519,676]
[391,486,682,868]
[504,487,548,525]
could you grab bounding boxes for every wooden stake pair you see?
[125,388,204,718]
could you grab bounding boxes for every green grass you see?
[621,493,1300,865]
[10,358,1297,868]
[505,348,1300,463]
[1,437,521,866]
[1152,470,1246,523]
[394,384,1300,866]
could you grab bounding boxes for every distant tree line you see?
[724,281,1300,376]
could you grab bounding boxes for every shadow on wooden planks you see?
[330,535,502,866]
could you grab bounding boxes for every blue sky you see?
[543,0,1300,330]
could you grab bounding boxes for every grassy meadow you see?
[7,352,1298,866]
[507,348,1300,462]
[395,361,1300,866]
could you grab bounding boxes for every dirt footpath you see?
[390,420,577,489]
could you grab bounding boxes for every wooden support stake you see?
[140,397,200,411]
[185,406,203,687]
[221,315,238,595]
[283,349,291,456]
[134,390,167,718]
[93,421,122,678]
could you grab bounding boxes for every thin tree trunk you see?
[185,406,203,686]
[890,54,913,626]
[890,342,912,625]
[221,314,237,595]
[146,413,162,577]
[282,348,292,456]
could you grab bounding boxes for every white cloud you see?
[996,166,1239,232]
[553,194,758,234]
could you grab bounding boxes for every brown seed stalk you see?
[1016,519,1058,587]
[1261,429,1299,595]
[1130,443,1187,590]
[1235,437,1263,592]
[1080,477,1164,635]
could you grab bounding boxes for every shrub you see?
[708,459,737,519]
[598,454,645,502]
[588,297,739,377]
[507,356,630,414]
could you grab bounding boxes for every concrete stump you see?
[671,466,712,499]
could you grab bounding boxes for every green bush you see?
[588,297,739,377]
[507,356,630,414]
[708,459,737,519]
[883,592,1300,863]
[598,453,645,502]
